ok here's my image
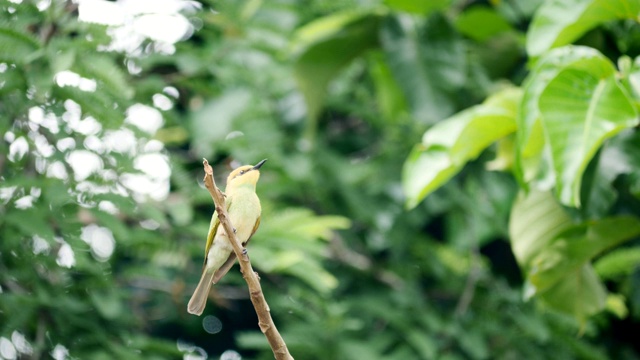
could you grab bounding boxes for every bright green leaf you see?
[455,6,513,42]
[403,87,521,208]
[384,0,450,14]
[527,0,640,57]
[539,64,638,207]
[515,46,607,185]
[605,293,629,318]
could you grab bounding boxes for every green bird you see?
[187,159,266,315]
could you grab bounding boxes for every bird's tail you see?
[187,270,215,315]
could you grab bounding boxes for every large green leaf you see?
[510,190,640,320]
[509,190,573,267]
[527,0,640,57]
[538,264,607,321]
[539,63,638,207]
[403,87,521,208]
[381,12,466,124]
[292,10,382,129]
[528,216,640,294]
[515,46,608,185]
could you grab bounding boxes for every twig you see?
[202,159,293,360]
[454,250,481,317]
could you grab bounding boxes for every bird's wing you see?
[211,215,261,284]
[203,197,232,267]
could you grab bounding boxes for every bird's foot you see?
[242,248,248,256]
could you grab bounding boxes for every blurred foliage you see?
[1,1,640,360]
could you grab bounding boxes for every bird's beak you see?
[252,159,267,170]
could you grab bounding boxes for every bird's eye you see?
[239,170,245,175]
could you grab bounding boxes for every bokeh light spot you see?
[202,315,222,334]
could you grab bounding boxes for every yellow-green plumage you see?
[187,160,265,316]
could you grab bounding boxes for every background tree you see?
[1,0,640,359]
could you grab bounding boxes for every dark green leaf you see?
[292,10,382,125]
[381,12,466,124]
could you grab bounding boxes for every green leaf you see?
[539,63,638,207]
[509,190,573,267]
[384,0,450,14]
[381,12,466,124]
[369,52,407,123]
[538,264,607,321]
[527,0,640,57]
[0,26,40,64]
[403,87,521,208]
[252,208,349,293]
[516,46,607,185]
[605,293,628,318]
[594,247,640,279]
[528,216,640,294]
[292,10,382,126]
[90,290,123,320]
[624,55,640,98]
[455,6,513,42]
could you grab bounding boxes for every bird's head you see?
[226,159,267,190]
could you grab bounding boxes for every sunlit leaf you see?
[515,46,607,185]
[527,0,640,57]
[403,87,521,208]
[539,61,638,206]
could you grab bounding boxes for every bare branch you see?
[202,159,293,360]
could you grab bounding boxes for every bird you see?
[187,159,266,316]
